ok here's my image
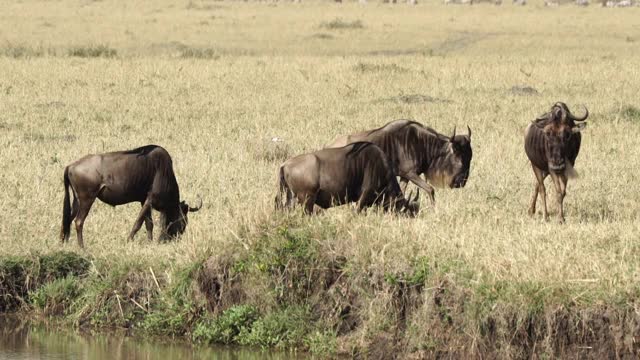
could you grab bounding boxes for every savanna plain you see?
[1,0,640,357]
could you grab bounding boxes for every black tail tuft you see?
[60,167,72,242]
[274,166,290,211]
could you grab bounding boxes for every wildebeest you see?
[275,142,419,215]
[524,102,588,222]
[60,145,202,248]
[326,120,473,204]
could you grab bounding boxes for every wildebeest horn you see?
[451,126,456,140]
[467,125,472,138]
[569,104,589,121]
[189,197,203,212]
[412,188,420,203]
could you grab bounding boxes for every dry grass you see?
[1,0,639,306]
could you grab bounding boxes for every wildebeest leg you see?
[550,172,567,223]
[302,193,317,215]
[143,204,153,241]
[405,172,435,205]
[74,195,97,249]
[128,198,152,241]
[400,178,410,194]
[528,182,539,216]
[62,197,80,243]
[531,166,549,221]
[356,190,376,213]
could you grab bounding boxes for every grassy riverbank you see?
[2,214,640,357]
[1,0,640,357]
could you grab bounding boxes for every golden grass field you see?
[1,0,639,303]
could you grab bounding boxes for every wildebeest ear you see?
[572,122,587,133]
[450,126,456,141]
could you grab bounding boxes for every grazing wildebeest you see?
[275,142,419,215]
[326,120,473,204]
[524,102,588,223]
[60,145,202,248]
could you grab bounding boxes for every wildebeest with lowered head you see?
[326,120,473,204]
[60,145,202,248]
[525,102,588,222]
[275,142,419,215]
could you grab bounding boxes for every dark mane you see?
[124,144,163,157]
[365,119,425,137]
[420,126,451,142]
[346,142,375,157]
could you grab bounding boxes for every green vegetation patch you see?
[320,18,364,30]
[0,252,90,312]
[67,45,117,58]
[621,105,640,122]
[0,43,52,58]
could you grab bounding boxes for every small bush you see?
[621,106,640,122]
[0,44,49,58]
[30,276,81,316]
[192,305,259,344]
[320,18,364,30]
[67,45,117,58]
[142,261,204,336]
[38,251,91,282]
[304,330,338,356]
[179,47,220,59]
[0,257,35,311]
[353,62,408,73]
[253,141,291,163]
[237,306,312,348]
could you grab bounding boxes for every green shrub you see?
[320,18,364,30]
[621,106,640,122]
[30,276,81,316]
[68,45,117,58]
[38,251,91,282]
[237,306,311,349]
[304,330,338,356]
[0,257,35,311]
[192,305,259,344]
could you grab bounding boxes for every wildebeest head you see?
[430,126,473,188]
[162,198,202,239]
[535,103,588,172]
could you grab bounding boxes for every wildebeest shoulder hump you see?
[345,141,376,157]
[123,144,164,157]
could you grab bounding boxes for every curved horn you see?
[467,125,472,138]
[569,104,589,121]
[450,126,456,141]
[412,188,420,203]
[188,197,203,212]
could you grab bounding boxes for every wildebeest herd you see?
[59,102,588,248]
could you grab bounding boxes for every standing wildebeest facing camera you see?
[60,145,202,248]
[525,102,588,223]
[326,120,473,204]
[275,142,420,215]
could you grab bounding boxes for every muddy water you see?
[0,316,307,360]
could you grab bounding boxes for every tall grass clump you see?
[67,45,117,58]
[320,18,364,30]
[0,43,50,58]
[621,105,640,122]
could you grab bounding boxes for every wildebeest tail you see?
[274,166,292,210]
[60,166,72,241]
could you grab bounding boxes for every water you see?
[0,316,307,360]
